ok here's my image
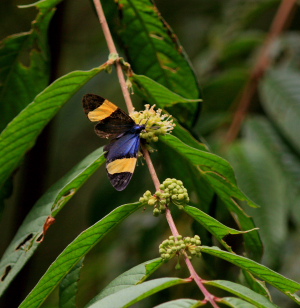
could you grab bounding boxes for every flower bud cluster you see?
[159,235,201,261]
[139,178,189,216]
[130,104,175,143]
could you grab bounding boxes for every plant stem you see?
[224,0,297,145]
[93,0,134,114]
[93,1,220,306]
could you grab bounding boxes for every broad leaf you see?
[19,202,143,308]
[260,68,300,154]
[154,299,202,308]
[201,246,300,304]
[106,0,201,127]
[59,258,84,308]
[161,134,263,261]
[184,206,257,252]
[205,280,279,308]
[87,258,164,306]
[0,4,53,132]
[226,141,288,266]
[87,278,188,308]
[0,67,103,189]
[0,147,105,296]
[244,116,300,226]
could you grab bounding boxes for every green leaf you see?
[0,147,105,296]
[259,68,300,154]
[0,5,53,132]
[242,270,271,300]
[244,116,300,226]
[154,299,202,308]
[131,74,201,108]
[161,134,263,261]
[59,258,84,308]
[183,206,257,252]
[201,246,300,304]
[206,280,279,308]
[87,278,188,308]
[226,140,288,266]
[0,66,103,189]
[131,73,208,151]
[19,201,144,308]
[109,0,201,127]
[131,74,201,125]
[220,297,256,308]
[87,258,164,306]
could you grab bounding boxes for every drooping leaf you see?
[183,206,257,252]
[87,278,189,308]
[0,66,104,189]
[244,116,300,226]
[161,134,263,261]
[259,68,300,154]
[226,140,288,266]
[0,4,53,132]
[207,280,278,308]
[19,201,144,308]
[201,246,300,304]
[86,258,164,306]
[131,74,201,125]
[0,147,105,296]
[130,73,207,151]
[59,258,84,308]
[154,298,202,308]
[106,0,201,127]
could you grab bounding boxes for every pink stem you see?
[93,1,220,306]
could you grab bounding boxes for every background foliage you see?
[0,0,300,307]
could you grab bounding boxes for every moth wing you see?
[105,132,141,191]
[82,93,135,139]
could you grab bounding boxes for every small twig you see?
[224,0,297,145]
[93,1,220,306]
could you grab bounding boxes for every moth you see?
[83,94,145,191]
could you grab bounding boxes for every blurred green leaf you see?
[202,68,248,112]
[111,0,201,127]
[87,277,188,308]
[259,68,300,154]
[154,299,202,308]
[19,201,144,308]
[87,258,164,306]
[161,134,263,261]
[226,140,288,266]
[0,5,53,132]
[207,280,278,308]
[244,116,300,226]
[0,147,105,296]
[59,258,84,308]
[0,66,103,189]
[184,206,257,252]
[201,246,300,303]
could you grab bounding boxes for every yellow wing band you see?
[107,158,137,175]
[88,100,118,122]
